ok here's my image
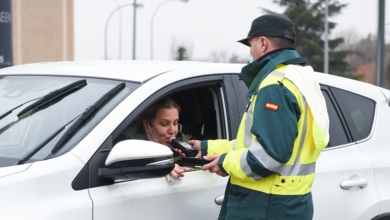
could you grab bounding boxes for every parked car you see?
[0,60,389,220]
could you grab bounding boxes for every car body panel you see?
[90,171,228,219]
[313,143,380,219]
[313,73,390,219]
[0,163,30,178]
[358,95,390,216]
[0,153,92,219]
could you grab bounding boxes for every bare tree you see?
[171,38,193,60]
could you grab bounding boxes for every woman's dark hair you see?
[139,97,181,123]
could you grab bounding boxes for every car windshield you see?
[0,75,137,167]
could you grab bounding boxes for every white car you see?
[0,60,389,220]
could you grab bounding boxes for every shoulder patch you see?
[265,102,278,111]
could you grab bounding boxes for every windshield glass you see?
[0,75,137,167]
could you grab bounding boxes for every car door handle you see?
[340,175,368,190]
[215,195,224,205]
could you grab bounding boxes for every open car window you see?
[115,83,225,144]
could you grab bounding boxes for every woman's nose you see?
[168,124,176,133]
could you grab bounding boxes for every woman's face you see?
[144,107,179,147]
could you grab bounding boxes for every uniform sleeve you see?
[251,84,300,175]
[201,139,235,156]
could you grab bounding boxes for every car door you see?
[83,74,243,220]
[312,86,380,220]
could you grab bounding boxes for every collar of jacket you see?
[239,48,307,98]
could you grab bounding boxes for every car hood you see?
[0,164,31,178]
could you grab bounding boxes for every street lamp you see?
[104,4,131,60]
[323,0,329,74]
[132,0,143,60]
[150,0,189,60]
[376,0,385,87]
[104,1,142,60]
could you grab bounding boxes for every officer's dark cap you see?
[238,14,296,47]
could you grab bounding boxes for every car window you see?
[321,88,349,147]
[0,75,136,167]
[173,87,222,140]
[230,74,249,115]
[115,83,225,145]
[330,87,375,142]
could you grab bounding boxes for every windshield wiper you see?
[0,99,40,121]
[14,82,125,165]
[17,79,87,117]
[17,117,78,165]
[0,105,22,121]
[51,82,126,154]
[0,79,87,136]
[0,79,84,120]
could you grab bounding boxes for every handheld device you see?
[170,138,198,157]
[175,157,209,168]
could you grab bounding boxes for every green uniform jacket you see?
[201,49,329,220]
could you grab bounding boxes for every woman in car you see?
[138,97,192,183]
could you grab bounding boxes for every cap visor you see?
[237,37,250,47]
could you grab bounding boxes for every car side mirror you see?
[98,140,174,182]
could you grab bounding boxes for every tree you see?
[175,46,189,61]
[341,34,376,81]
[347,34,376,64]
[171,38,193,61]
[269,0,350,76]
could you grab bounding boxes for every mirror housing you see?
[99,140,174,181]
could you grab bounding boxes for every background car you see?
[0,60,389,220]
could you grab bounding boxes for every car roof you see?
[0,60,246,82]
[2,60,388,102]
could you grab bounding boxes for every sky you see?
[74,0,390,62]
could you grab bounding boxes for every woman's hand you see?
[171,148,186,157]
[165,164,192,183]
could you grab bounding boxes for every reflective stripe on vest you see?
[279,94,316,176]
[239,70,316,180]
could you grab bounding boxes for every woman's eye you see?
[159,121,178,127]
[159,121,170,126]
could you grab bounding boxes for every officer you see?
[189,14,329,220]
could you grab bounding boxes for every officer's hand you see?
[202,154,228,177]
[188,140,202,158]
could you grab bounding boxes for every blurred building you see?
[10,0,74,65]
[0,0,13,68]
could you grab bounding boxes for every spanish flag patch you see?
[265,102,278,111]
